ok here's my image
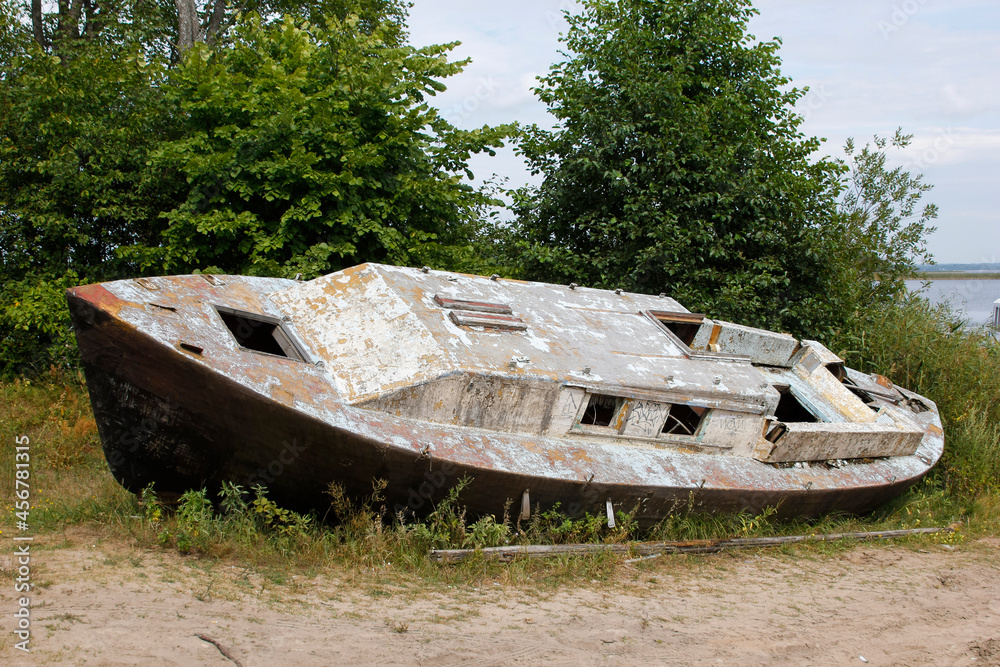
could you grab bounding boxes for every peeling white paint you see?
[75,264,946,511]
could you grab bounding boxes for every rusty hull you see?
[66,265,945,524]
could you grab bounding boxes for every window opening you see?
[773,385,818,423]
[648,310,704,346]
[662,404,708,435]
[216,308,305,361]
[842,377,880,412]
[764,420,787,443]
[826,362,846,382]
[903,396,930,414]
[580,394,624,427]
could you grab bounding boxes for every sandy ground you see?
[2,531,999,666]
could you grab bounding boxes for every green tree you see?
[0,37,181,375]
[825,129,937,330]
[0,7,510,376]
[23,0,407,59]
[509,0,844,337]
[129,14,509,279]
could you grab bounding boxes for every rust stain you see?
[873,374,895,390]
[270,386,294,407]
[708,323,722,346]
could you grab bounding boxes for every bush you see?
[842,295,1000,498]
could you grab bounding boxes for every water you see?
[904,279,1000,327]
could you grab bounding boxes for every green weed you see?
[841,295,1000,499]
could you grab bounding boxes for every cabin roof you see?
[269,263,773,408]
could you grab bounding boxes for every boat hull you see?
[67,275,944,526]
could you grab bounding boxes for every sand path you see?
[3,533,999,665]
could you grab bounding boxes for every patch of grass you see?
[385,619,408,634]
[843,295,1000,500]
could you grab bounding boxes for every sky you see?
[406,0,1000,264]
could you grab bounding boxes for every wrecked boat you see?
[66,263,944,525]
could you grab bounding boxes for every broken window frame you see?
[772,384,820,423]
[576,393,631,433]
[841,376,880,412]
[661,403,709,436]
[644,310,750,363]
[214,306,308,362]
[448,310,528,330]
[434,294,527,331]
[573,391,712,440]
[433,294,513,314]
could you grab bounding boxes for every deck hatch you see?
[215,306,307,361]
[448,310,527,331]
[434,295,513,314]
[648,310,705,346]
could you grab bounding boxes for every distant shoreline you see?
[912,272,1000,280]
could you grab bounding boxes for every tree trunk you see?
[175,0,199,54]
[205,0,226,45]
[31,0,47,47]
[53,0,86,42]
[82,0,105,40]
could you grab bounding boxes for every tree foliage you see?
[509,0,847,337]
[19,0,406,60]
[0,35,180,374]
[825,129,937,323]
[0,5,510,376]
[134,15,509,278]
